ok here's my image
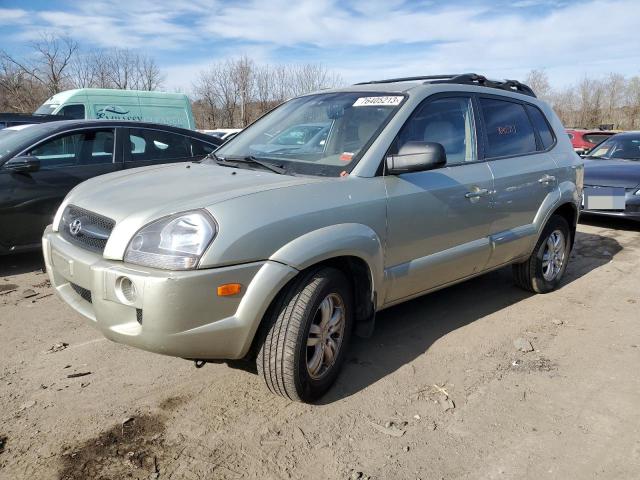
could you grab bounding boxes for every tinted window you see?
[480,98,536,157]
[127,129,191,162]
[190,138,217,157]
[397,97,477,165]
[28,129,114,168]
[587,135,640,160]
[583,133,612,145]
[525,105,554,150]
[59,104,85,119]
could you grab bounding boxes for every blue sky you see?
[1,0,639,92]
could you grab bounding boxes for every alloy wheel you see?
[306,293,346,380]
[542,229,566,281]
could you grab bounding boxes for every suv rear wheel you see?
[513,214,571,293]
[257,267,353,402]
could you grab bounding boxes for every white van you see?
[35,88,195,130]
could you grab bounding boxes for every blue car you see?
[582,131,640,221]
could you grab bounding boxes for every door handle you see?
[464,188,490,199]
[538,174,556,184]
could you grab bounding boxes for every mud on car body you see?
[44,74,582,402]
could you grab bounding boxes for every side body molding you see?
[269,223,386,310]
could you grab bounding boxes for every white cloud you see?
[2,0,639,91]
[0,8,27,24]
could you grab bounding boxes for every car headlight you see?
[635,189,640,196]
[124,211,217,270]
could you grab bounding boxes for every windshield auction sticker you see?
[353,96,403,107]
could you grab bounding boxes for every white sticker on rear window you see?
[353,96,403,107]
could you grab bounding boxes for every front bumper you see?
[582,191,640,221]
[43,226,298,360]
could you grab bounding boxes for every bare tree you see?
[525,69,552,100]
[103,48,139,89]
[195,62,239,127]
[602,73,626,126]
[0,58,48,111]
[287,63,343,97]
[254,64,276,114]
[194,70,220,127]
[625,76,640,130]
[193,58,344,128]
[135,55,165,91]
[69,51,96,88]
[234,56,255,127]
[1,34,78,95]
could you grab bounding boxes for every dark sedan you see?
[581,131,640,221]
[0,120,222,254]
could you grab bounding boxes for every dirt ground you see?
[1,217,639,480]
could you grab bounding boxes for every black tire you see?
[256,267,353,402]
[513,214,571,293]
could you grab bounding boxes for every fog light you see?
[116,276,137,304]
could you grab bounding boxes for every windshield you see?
[214,92,405,176]
[587,135,640,160]
[0,123,57,163]
[34,104,59,115]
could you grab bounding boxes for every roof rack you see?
[354,73,536,98]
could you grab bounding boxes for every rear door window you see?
[127,128,191,162]
[525,105,555,150]
[480,98,536,158]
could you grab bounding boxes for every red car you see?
[566,129,616,155]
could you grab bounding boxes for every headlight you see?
[635,189,640,196]
[124,211,217,270]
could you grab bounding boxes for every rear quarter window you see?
[480,98,536,157]
[525,105,555,150]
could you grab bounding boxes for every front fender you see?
[269,223,385,307]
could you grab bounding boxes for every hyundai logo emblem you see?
[69,219,82,236]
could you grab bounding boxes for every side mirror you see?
[5,156,41,173]
[386,141,446,175]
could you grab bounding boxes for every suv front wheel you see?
[257,267,353,402]
[513,214,571,293]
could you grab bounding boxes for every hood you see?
[583,159,640,189]
[67,162,321,222]
[59,162,323,259]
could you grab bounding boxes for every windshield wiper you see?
[198,151,219,163]
[200,151,236,167]
[221,155,288,175]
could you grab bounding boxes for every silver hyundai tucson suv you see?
[43,74,583,402]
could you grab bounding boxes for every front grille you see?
[70,283,92,303]
[60,205,115,253]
